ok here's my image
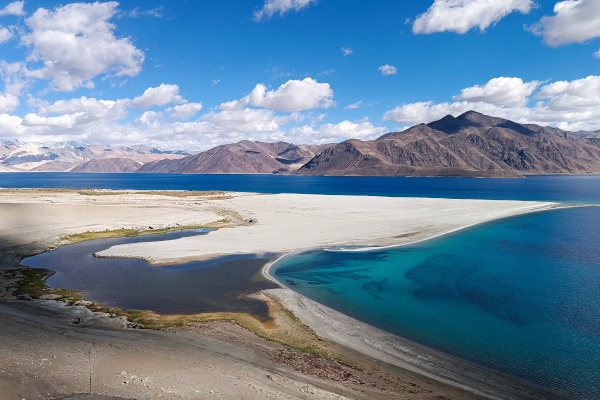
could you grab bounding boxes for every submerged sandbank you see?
[262,256,569,400]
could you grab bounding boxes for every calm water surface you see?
[272,206,600,399]
[22,230,278,316]
[9,173,600,399]
[2,172,600,202]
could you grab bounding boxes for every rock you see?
[39,294,62,300]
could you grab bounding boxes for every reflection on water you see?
[22,229,279,316]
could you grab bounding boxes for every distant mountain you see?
[136,140,329,174]
[295,111,600,177]
[0,141,189,172]
[69,158,143,173]
[574,129,600,139]
[5,112,600,176]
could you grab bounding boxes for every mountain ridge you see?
[294,111,600,177]
[3,111,600,176]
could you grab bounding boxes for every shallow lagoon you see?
[22,230,278,316]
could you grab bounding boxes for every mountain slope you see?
[136,141,328,174]
[296,111,600,177]
[0,142,188,172]
[70,158,143,173]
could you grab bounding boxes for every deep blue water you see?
[5,173,600,398]
[2,172,600,202]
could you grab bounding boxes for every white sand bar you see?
[98,192,560,263]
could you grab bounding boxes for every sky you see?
[1,0,600,151]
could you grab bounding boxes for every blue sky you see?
[1,0,600,150]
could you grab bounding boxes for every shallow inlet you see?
[22,229,279,316]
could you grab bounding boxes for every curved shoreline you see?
[260,230,571,400]
[1,190,581,399]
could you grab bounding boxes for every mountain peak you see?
[456,110,507,126]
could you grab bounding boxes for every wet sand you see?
[0,189,570,399]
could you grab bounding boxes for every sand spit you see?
[0,189,570,400]
[96,192,560,263]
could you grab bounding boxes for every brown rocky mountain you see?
[295,111,600,177]
[136,140,329,174]
[69,157,143,173]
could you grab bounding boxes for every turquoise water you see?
[272,206,600,400]
[6,173,600,398]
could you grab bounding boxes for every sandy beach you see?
[0,189,568,400]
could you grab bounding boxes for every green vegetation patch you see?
[11,267,84,303]
[59,222,229,246]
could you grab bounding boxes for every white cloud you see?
[0,113,24,136]
[378,64,397,76]
[131,84,186,109]
[22,112,79,128]
[247,78,334,112]
[136,111,161,126]
[342,47,353,56]
[0,1,25,17]
[536,75,600,111]
[126,6,165,19]
[413,0,534,34]
[0,93,19,112]
[528,0,600,47]
[21,2,144,92]
[282,120,385,143]
[383,75,600,132]
[254,0,318,21]
[345,100,363,110]
[34,96,129,122]
[166,103,204,120]
[453,77,540,106]
[318,69,335,76]
[384,101,474,124]
[0,26,12,43]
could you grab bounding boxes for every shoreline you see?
[261,254,568,400]
[0,189,578,399]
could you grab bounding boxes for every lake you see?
[8,172,600,399]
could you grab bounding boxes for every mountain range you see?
[3,111,600,177]
[0,140,188,173]
[136,140,328,174]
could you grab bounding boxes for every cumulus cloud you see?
[166,103,204,120]
[21,2,144,92]
[536,75,600,111]
[384,75,600,132]
[413,0,534,34]
[453,77,540,106]
[342,47,353,56]
[247,78,334,112]
[34,96,129,122]
[528,0,600,47]
[131,84,186,109]
[0,26,12,43]
[0,93,19,113]
[0,1,25,17]
[254,0,317,21]
[379,65,397,76]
